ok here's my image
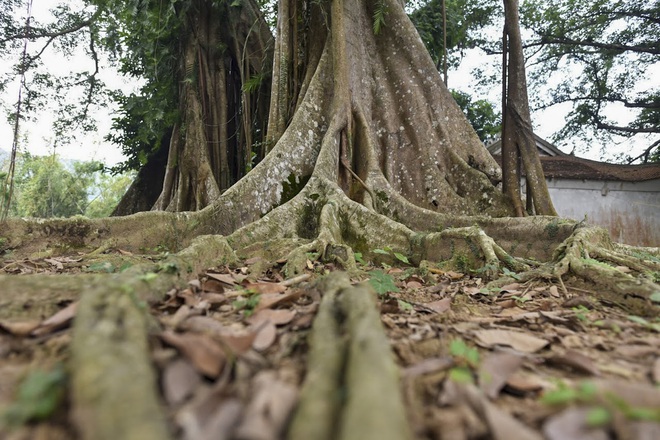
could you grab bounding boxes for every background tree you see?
[501,0,556,216]
[409,0,499,77]
[409,0,659,163]
[97,0,274,213]
[10,153,99,218]
[451,90,501,143]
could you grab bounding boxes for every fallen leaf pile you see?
[0,256,658,439]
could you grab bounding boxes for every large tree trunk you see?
[148,0,272,212]
[501,0,557,216]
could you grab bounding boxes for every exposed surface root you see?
[290,272,412,440]
[551,227,659,315]
[420,226,533,278]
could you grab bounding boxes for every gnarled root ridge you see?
[289,272,413,440]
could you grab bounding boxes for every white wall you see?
[525,178,660,246]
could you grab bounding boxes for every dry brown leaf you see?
[200,292,227,306]
[446,382,543,440]
[206,272,238,286]
[548,349,600,376]
[255,290,303,311]
[425,298,452,314]
[0,320,41,337]
[548,285,560,297]
[44,258,64,270]
[162,358,202,405]
[474,329,549,353]
[177,393,243,440]
[614,344,657,359]
[404,357,453,378]
[31,301,78,336]
[543,407,608,440]
[252,322,277,351]
[201,279,225,293]
[478,351,524,399]
[445,270,465,280]
[179,316,256,354]
[247,309,296,326]
[499,283,522,292]
[504,372,545,395]
[233,371,298,440]
[243,282,287,295]
[160,331,226,378]
[161,305,194,329]
[406,280,423,289]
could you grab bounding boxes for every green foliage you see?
[9,153,98,218]
[373,246,410,265]
[519,0,660,162]
[451,90,501,142]
[232,293,261,317]
[5,152,133,219]
[86,261,116,273]
[409,0,499,69]
[449,338,479,367]
[353,252,366,265]
[373,1,388,35]
[368,270,400,296]
[448,338,480,384]
[541,380,660,423]
[2,364,67,426]
[626,315,660,332]
[85,170,135,218]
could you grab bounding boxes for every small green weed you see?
[373,246,410,265]
[541,380,660,424]
[2,364,66,426]
[448,339,480,384]
[232,293,261,317]
[368,270,400,296]
[627,315,660,332]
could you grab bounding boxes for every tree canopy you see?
[409,0,659,163]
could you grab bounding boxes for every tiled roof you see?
[491,154,660,182]
[539,156,660,182]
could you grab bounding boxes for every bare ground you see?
[0,247,658,440]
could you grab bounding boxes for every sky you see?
[0,1,655,168]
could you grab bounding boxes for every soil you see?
[0,248,658,439]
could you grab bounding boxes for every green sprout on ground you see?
[368,270,400,296]
[541,380,660,426]
[2,364,67,427]
[232,292,261,317]
[626,315,660,332]
[448,339,480,384]
[373,246,410,265]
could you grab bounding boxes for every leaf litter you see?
[0,254,658,439]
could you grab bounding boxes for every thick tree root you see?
[551,227,659,314]
[71,286,171,440]
[289,272,412,440]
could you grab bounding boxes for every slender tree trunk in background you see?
[501,0,557,216]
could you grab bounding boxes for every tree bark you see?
[502,0,557,216]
